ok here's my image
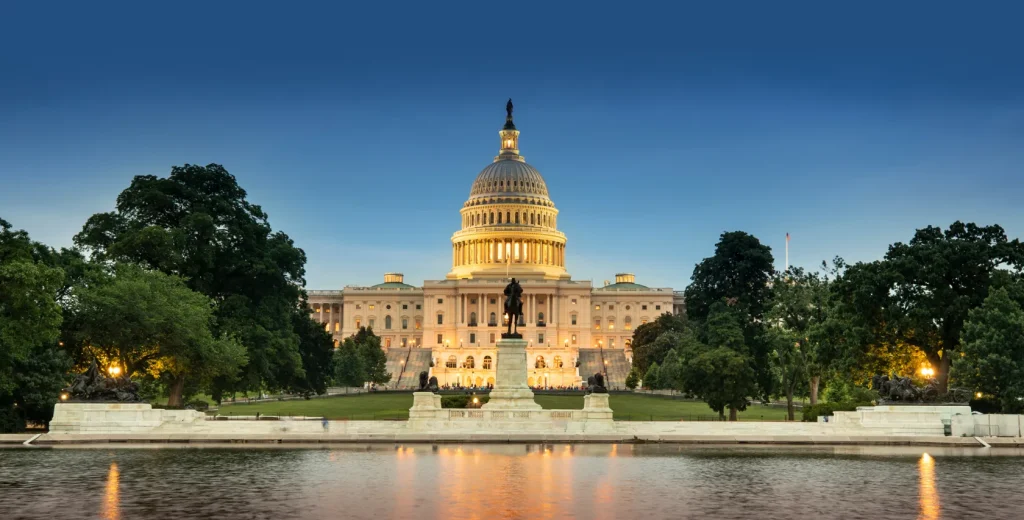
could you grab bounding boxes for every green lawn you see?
[210,393,795,421]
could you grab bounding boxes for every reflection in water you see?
[102,462,120,520]
[919,453,939,520]
[3,445,1024,519]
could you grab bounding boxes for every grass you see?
[209,392,796,421]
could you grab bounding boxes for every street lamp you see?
[919,366,935,378]
[108,366,121,377]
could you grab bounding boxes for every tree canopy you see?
[73,164,326,397]
[953,285,1024,413]
[73,264,246,406]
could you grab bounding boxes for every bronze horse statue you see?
[503,278,523,337]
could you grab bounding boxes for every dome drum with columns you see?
[306,101,684,390]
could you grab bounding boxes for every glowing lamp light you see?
[472,397,479,405]
[976,392,983,399]
[919,366,935,378]
[108,366,121,377]
[59,393,69,401]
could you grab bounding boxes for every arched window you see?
[624,316,632,330]
[537,311,545,324]
[402,318,409,329]
[483,356,492,369]
[498,212,502,224]
[464,355,475,369]
[535,356,546,369]
[489,212,494,224]
[594,318,601,330]
[553,355,563,368]
[385,316,392,329]
[446,355,457,369]
[515,212,520,224]
[608,318,615,330]
[531,213,535,224]
[469,312,477,325]
[489,312,497,326]
[506,211,510,223]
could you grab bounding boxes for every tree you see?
[681,304,757,420]
[74,164,312,396]
[629,313,686,373]
[0,218,64,395]
[684,231,775,400]
[625,367,640,390]
[287,304,335,396]
[657,348,683,391]
[332,340,366,387]
[643,362,661,390]
[10,341,72,426]
[766,264,837,405]
[766,328,805,420]
[74,264,246,406]
[355,328,391,386]
[834,222,1024,393]
[953,286,1024,413]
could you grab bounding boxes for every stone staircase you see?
[576,348,631,390]
[385,348,435,389]
[603,349,631,390]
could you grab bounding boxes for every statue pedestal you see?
[583,393,614,421]
[482,338,541,410]
[409,392,442,419]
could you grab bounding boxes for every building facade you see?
[308,103,684,388]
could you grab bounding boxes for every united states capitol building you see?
[308,102,684,389]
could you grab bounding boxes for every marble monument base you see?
[481,338,542,410]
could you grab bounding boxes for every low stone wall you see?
[951,414,1024,437]
[50,403,206,433]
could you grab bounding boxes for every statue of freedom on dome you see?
[503,277,523,338]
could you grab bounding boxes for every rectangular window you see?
[572,299,577,304]
[369,304,375,310]
[415,319,421,330]
[608,305,614,311]
[642,305,648,311]
[571,315,577,325]
[385,338,392,348]
[594,305,600,310]
[538,333,544,344]
[437,314,443,325]
[490,298,496,304]
[470,333,476,344]
[356,304,361,310]
[403,304,408,310]
[571,334,577,345]
[437,298,443,304]
[471,299,477,304]
[416,304,421,310]
[610,338,616,348]
[355,320,361,329]
[402,319,408,330]
[655,305,661,311]
[489,333,495,343]
[437,334,443,345]
[369,319,375,329]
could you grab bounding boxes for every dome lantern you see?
[497,98,522,161]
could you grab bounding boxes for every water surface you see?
[2,444,1022,519]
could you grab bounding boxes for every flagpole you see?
[785,232,790,272]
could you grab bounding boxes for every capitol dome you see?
[448,100,569,281]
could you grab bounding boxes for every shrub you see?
[801,401,872,422]
[0,406,25,433]
[441,394,489,408]
[970,396,1002,414]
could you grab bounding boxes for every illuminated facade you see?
[309,103,684,388]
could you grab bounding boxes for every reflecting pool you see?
[2,445,1023,519]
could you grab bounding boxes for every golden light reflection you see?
[919,453,939,520]
[103,461,120,520]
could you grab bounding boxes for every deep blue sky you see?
[2,2,1022,290]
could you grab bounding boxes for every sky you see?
[2,1,1022,290]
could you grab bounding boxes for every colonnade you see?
[452,238,565,267]
[461,209,556,229]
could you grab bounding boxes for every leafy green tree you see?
[288,304,335,396]
[834,222,1024,393]
[354,328,391,386]
[74,264,246,406]
[766,264,837,404]
[74,164,313,396]
[0,218,64,395]
[332,339,366,387]
[643,362,661,390]
[953,287,1024,413]
[625,366,640,390]
[657,348,683,391]
[10,341,72,426]
[766,328,805,420]
[681,304,757,420]
[629,313,686,373]
[684,231,775,400]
